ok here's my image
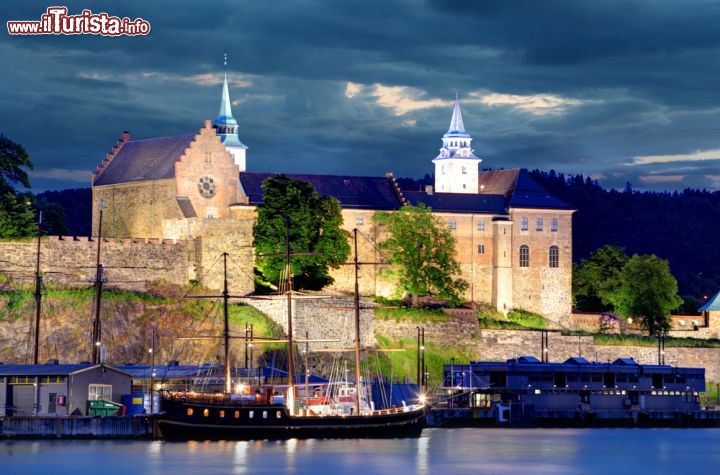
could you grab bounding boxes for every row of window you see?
[354,216,559,232]
[8,376,68,384]
[519,245,560,268]
[187,407,282,420]
[520,217,558,232]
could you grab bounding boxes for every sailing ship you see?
[157,225,427,439]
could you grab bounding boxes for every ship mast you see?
[284,216,296,413]
[32,211,43,364]
[352,229,362,415]
[223,252,232,394]
[91,200,105,365]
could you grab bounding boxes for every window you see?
[462,166,467,174]
[355,215,364,226]
[477,220,485,231]
[249,411,254,419]
[203,408,209,417]
[551,217,558,232]
[276,411,282,419]
[234,411,240,419]
[441,165,445,174]
[477,244,485,254]
[520,217,529,231]
[549,246,559,268]
[536,217,543,231]
[187,408,194,416]
[219,410,225,418]
[449,218,456,230]
[519,245,530,267]
[88,384,112,401]
[263,411,268,419]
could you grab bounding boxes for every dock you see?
[427,406,720,428]
[0,416,153,439]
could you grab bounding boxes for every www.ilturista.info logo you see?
[7,6,151,36]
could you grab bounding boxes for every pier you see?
[0,416,153,439]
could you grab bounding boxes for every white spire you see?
[431,93,481,194]
[212,53,248,171]
[448,92,466,134]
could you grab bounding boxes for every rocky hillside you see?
[0,277,283,367]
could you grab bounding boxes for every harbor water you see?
[2,428,719,474]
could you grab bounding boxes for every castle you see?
[90,69,574,322]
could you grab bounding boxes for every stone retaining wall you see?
[243,296,375,352]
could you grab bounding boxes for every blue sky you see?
[3,0,720,191]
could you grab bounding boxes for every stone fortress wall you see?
[0,236,194,291]
[374,317,720,383]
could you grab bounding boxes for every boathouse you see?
[0,363,131,416]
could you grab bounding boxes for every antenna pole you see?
[353,229,362,415]
[32,211,43,364]
[285,216,296,414]
[223,252,231,394]
[305,330,310,412]
[91,201,104,365]
[149,327,156,414]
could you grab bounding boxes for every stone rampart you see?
[243,296,375,351]
[0,237,194,292]
[372,320,720,383]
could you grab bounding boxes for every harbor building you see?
[0,363,131,416]
[442,356,705,415]
[90,65,574,321]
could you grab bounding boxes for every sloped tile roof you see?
[508,170,573,210]
[94,134,196,186]
[699,291,720,311]
[239,173,403,210]
[403,191,507,214]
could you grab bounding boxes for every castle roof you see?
[93,134,196,186]
[403,191,507,214]
[238,169,571,214]
[444,93,470,138]
[239,173,403,210]
[699,291,720,311]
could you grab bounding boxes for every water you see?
[2,428,719,475]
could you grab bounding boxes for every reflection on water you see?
[2,428,720,475]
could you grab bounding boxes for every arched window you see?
[549,246,559,268]
[519,245,530,267]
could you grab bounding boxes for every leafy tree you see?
[253,175,350,290]
[374,203,467,307]
[0,192,36,239]
[0,135,35,239]
[609,254,682,336]
[37,199,69,236]
[0,134,32,196]
[573,245,629,311]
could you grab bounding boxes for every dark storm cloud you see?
[3,0,720,191]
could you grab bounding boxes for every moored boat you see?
[157,225,427,439]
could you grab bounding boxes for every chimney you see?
[121,131,130,142]
[204,119,212,129]
[425,185,433,195]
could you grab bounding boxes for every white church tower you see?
[213,55,248,171]
[432,94,481,194]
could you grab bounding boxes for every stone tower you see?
[213,56,248,171]
[432,94,481,193]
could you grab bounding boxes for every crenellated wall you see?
[0,236,194,292]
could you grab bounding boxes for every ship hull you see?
[157,396,427,440]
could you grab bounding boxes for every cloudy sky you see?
[3,0,720,192]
